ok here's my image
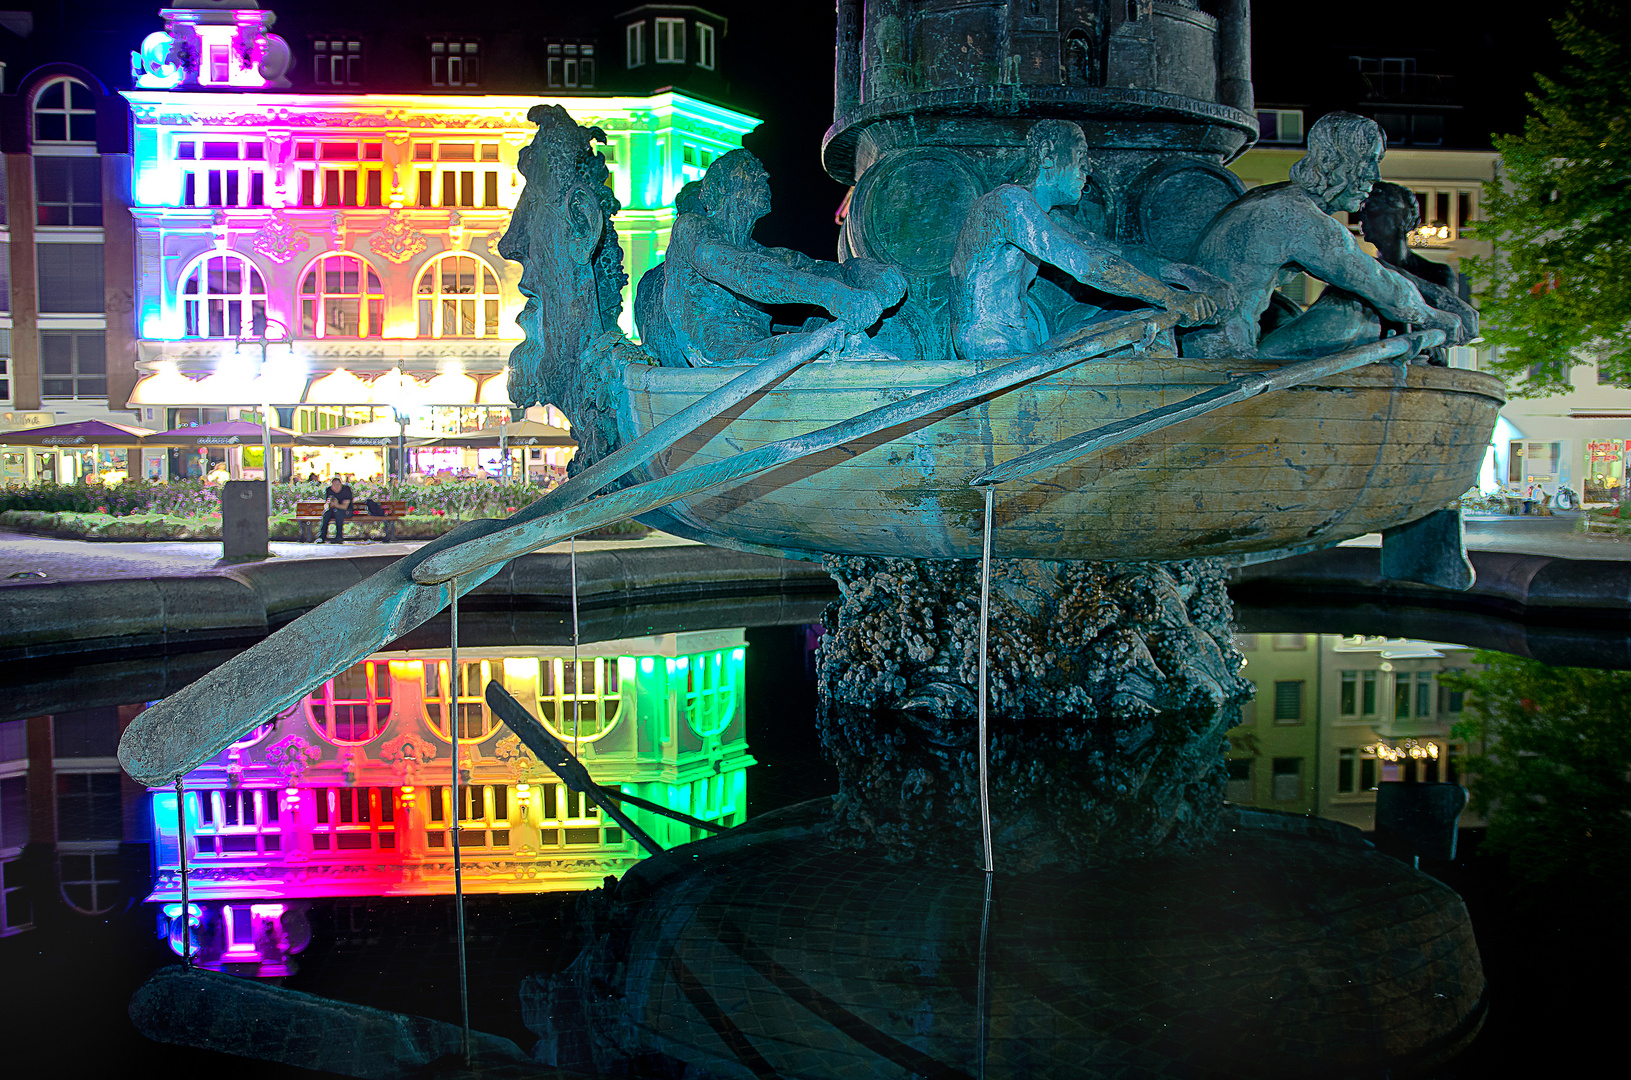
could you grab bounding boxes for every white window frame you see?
[32,76,96,145]
[300,253,384,339]
[305,659,393,744]
[655,17,685,64]
[626,21,646,68]
[415,255,501,339]
[698,23,716,70]
[179,253,267,339]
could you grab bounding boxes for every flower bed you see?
[0,508,650,543]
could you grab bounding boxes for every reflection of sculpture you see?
[658,150,906,364]
[1183,112,1464,360]
[949,120,1221,361]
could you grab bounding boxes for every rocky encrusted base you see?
[814,556,1254,870]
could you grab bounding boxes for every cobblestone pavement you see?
[0,529,699,585]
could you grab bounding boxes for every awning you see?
[0,419,155,447]
[431,420,576,449]
[296,420,440,447]
[143,420,299,447]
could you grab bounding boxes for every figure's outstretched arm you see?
[1012,194,1216,325]
[690,238,892,332]
[1298,217,1460,337]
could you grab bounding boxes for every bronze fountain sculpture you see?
[122,3,1494,1076]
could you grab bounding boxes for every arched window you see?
[181,253,266,338]
[416,255,500,338]
[33,77,96,143]
[423,659,499,741]
[679,648,740,737]
[300,254,383,337]
[306,660,392,744]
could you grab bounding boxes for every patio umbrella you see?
[295,420,439,447]
[142,420,298,446]
[0,419,154,446]
[429,420,576,449]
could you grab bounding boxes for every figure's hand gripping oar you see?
[120,310,1167,787]
[410,308,1181,587]
[483,682,665,856]
[970,328,1445,488]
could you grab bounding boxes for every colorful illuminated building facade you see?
[2,1,756,482]
[145,630,752,976]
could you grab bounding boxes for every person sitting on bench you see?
[319,476,353,544]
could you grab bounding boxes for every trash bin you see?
[221,480,269,559]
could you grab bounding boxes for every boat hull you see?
[618,356,1505,562]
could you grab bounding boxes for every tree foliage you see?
[1441,653,1631,906]
[1467,1,1631,395]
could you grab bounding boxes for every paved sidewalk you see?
[4,512,1628,586]
[1337,511,1631,563]
[0,528,699,585]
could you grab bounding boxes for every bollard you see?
[221,479,269,560]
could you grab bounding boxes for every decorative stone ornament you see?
[368,212,429,264]
[250,210,309,264]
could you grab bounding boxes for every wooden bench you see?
[294,499,409,543]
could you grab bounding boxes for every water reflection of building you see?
[2,629,751,977]
[1227,633,1479,831]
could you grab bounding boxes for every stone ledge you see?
[0,546,836,666]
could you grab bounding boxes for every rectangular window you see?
[417,171,433,207]
[655,17,685,63]
[176,141,195,160]
[55,771,122,842]
[1340,671,1356,716]
[483,171,498,207]
[1439,679,1464,715]
[1272,680,1304,724]
[52,709,119,758]
[1415,672,1434,718]
[430,40,479,87]
[698,24,716,70]
[1362,671,1377,715]
[188,788,280,857]
[423,784,510,850]
[534,782,624,848]
[365,170,382,207]
[627,20,645,67]
[209,44,230,82]
[0,244,10,314]
[459,171,474,207]
[201,141,237,160]
[1,855,29,936]
[1337,748,1380,794]
[1394,675,1412,720]
[39,331,106,399]
[311,787,396,852]
[1255,108,1304,144]
[1271,634,1306,651]
[313,39,363,86]
[1,774,28,848]
[250,172,265,207]
[1445,745,1461,785]
[36,244,103,313]
[300,170,316,207]
[35,157,101,227]
[1225,759,1253,804]
[1271,757,1302,802]
[0,719,23,764]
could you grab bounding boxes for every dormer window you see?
[314,39,363,86]
[626,21,645,68]
[547,43,595,89]
[655,17,685,64]
[431,40,480,88]
[33,77,95,144]
[698,24,715,70]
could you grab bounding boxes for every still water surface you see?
[0,612,1618,1077]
